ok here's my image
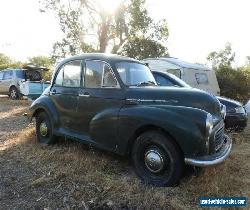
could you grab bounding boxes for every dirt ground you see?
[0,96,249,209]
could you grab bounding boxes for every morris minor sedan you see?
[29,54,232,186]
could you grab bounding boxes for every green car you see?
[29,53,232,187]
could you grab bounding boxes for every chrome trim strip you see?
[184,135,232,167]
[126,99,179,103]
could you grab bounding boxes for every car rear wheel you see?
[9,86,20,100]
[35,112,56,144]
[132,130,184,187]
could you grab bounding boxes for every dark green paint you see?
[29,53,223,159]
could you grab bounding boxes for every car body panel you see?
[29,53,231,167]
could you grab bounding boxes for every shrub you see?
[216,66,250,103]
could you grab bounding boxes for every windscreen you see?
[116,62,156,86]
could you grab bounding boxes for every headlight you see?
[221,104,226,119]
[235,106,245,114]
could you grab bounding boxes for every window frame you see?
[83,59,120,89]
[53,59,83,88]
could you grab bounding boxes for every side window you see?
[0,71,3,80]
[154,74,175,86]
[63,61,81,87]
[3,71,13,80]
[195,73,208,84]
[16,70,25,79]
[85,60,118,88]
[55,68,63,86]
[85,60,103,88]
[103,65,118,87]
[54,60,81,87]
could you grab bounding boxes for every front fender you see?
[29,95,60,128]
[118,105,208,156]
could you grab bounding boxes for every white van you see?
[143,57,220,95]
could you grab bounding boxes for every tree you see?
[28,56,55,68]
[215,66,250,102]
[207,44,250,102]
[119,37,168,60]
[0,53,23,70]
[207,42,235,69]
[40,0,169,59]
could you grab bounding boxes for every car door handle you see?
[79,92,90,97]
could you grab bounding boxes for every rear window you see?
[25,70,42,81]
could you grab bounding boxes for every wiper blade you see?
[136,81,156,87]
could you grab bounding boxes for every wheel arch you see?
[29,96,60,129]
[9,85,17,92]
[126,124,184,158]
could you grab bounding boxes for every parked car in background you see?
[245,100,250,114]
[29,53,232,187]
[143,57,220,95]
[152,70,248,131]
[0,66,50,100]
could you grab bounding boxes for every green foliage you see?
[216,67,250,102]
[207,44,250,102]
[40,0,169,59]
[118,0,169,59]
[0,53,24,70]
[207,42,235,69]
[119,37,168,60]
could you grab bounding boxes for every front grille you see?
[214,127,224,151]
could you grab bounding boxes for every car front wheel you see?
[132,130,184,187]
[35,112,56,144]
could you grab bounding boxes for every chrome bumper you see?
[185,135,232,167]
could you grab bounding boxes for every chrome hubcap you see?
[144,149,165,173]
[40,122,48,137]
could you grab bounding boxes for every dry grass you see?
[0,96,249,209]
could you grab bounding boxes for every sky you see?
[0,0,249,66]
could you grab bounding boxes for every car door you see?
[1,70,13,94]
[77,59,125,151]
[50,60,82,131]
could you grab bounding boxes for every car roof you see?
[144,57,210,71]
[59,53,141,66]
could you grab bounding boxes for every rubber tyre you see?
[9,86,20,100]
[132,130,184,187]
[35,112,55,144]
